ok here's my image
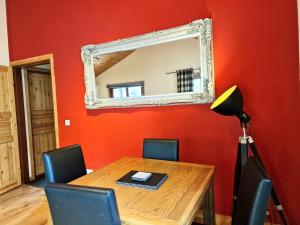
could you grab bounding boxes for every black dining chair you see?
[143,138,179,161]
[45,183,121,225]
[232,157,272,225]
[42,144,87,183]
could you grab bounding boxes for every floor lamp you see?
[210,85,288,225]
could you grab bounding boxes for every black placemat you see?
[116,170,168,190]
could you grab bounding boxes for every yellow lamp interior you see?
[210,85,237,109]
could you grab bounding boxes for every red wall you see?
[6,0,300,224]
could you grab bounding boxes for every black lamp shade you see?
[210,85,251,124]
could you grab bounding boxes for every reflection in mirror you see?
[94,38,201,99]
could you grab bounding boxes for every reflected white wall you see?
[96,38,200,98]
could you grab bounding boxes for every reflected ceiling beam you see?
[94,50,134,76]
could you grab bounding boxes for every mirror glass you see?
[81,18,214,109]
[94,37,201,99]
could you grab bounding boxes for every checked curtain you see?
[176,68,194,93]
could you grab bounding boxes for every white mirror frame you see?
[81,18,214,109]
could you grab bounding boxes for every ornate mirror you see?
[81,18,214,109]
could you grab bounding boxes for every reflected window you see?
[107,81,144,98]
[112,87,127,98]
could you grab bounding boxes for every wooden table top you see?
[70,157,215,225]
[14,157,215,225]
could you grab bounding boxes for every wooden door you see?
[0,66,21,194]
[27,69,56,176]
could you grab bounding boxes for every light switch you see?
[65,119,71,126]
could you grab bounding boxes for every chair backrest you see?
[143,139,179,161]
[42,144,87,183]
[232,157,272,225]
[45,183,121,225]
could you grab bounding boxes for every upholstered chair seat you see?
[45,183,121,225]
[143,138,179,161]
[42,144,87,183]
[231,157,272,225]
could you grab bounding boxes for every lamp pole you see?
[232,123,248,211]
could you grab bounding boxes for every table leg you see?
[203,181,216,225]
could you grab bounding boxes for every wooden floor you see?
[0,185,276,225]
[0,185,48,225]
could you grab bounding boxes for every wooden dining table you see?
[20,157,216,225]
